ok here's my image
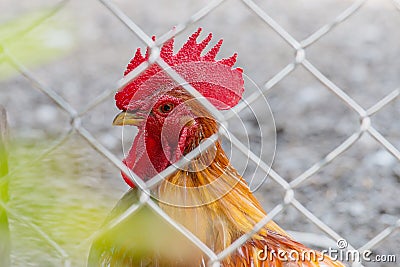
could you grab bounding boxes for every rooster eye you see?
[159,103,174,114]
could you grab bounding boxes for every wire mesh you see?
[0,0,399,266]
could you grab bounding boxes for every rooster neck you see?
[157,140,287,250]
[156,146,344,267]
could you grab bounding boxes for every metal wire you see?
[1,0,399,266]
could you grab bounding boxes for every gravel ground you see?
[0,0,399,266]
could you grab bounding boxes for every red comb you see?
[115,28,244,111]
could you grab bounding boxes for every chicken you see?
[88,28,344,267]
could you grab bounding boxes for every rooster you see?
[88,28,344,267]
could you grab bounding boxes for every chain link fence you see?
[0,0,399,266]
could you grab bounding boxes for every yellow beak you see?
[112,111,144,126]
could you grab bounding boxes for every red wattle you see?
[121,159,136,188]
[121,128,171,188]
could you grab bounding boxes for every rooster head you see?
[113,28,244,187]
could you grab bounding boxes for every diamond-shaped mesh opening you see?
[268,66,359,180]
[307,1,400,107]
[0,76,70,148]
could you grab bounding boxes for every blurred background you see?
[0,0,399,266]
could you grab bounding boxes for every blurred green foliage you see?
[0,8,74,80]
[5,136,204,266]
[0,106,10,267]
[5,135,124,266]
